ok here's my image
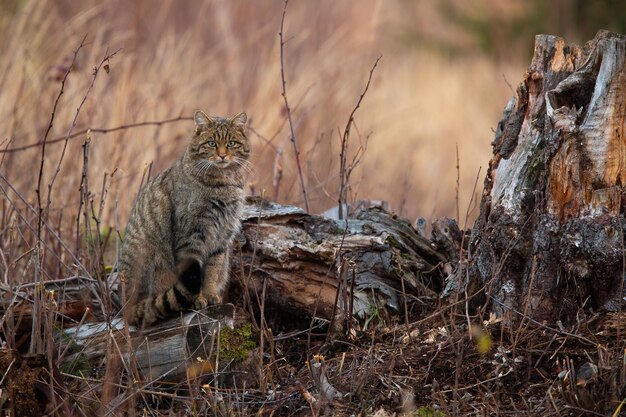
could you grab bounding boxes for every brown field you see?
[0,0,530,234]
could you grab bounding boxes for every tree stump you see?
[469,30,626,323]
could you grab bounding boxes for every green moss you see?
[218,323,256,362]
[55,324,82,352]
[55,325,90,376]
[387,235,400,248]
[524,140,546,191]
[58,354,89,376]
[414,407,446,417]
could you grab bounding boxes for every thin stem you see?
[338,55,381,219]
[46,47,121,216]
[33,34,87,354]
[279,0,309,212]
[0,115,193,154]
[455,143,460,223]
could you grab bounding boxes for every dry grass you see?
[0,0,523,232]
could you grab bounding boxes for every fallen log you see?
[58,304,235,383]
[233,197,446,327]
[1,305,237,416]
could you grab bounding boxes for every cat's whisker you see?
[203,161,215,176]
[192,160,211,176]
[232,157,254,175]
[234,158,252,167]
[192,160,217,177]
[232,162,252,176]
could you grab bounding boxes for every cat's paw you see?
[193,295,208,310]
[206,294,223,305]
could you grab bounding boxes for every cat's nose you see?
[219,154,226,160]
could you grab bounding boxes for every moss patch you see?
[524,139,546,192]
[415,407,446,417]
[218,323,256,362]
[58,353,89,376]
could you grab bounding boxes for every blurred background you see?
[2,0,625,230]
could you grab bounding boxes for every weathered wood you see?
[235,197,445,324]
[469,30,626,322]
[58,304,234,383]
[1,199,446,333]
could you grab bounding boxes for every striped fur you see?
[119,111,250,327]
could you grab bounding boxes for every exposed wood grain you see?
[58,304,234,383]
[470,30,626,322]
[235,197,444,323]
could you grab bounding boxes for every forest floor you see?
[2,268,625,417]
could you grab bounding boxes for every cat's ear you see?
[230,112,247,128]
[194,110,212,133]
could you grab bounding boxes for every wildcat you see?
[118,110,250,326]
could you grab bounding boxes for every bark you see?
[234,197,446,327]
[469,30,626,322]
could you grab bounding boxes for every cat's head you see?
[186,110,251,176]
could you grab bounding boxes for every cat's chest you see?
[175,196,241,236]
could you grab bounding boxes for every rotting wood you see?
[469,30,626,323]
[57,304,235,383]
[1,199,447,334]
[234,197,445,325]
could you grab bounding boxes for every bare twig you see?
[76,132,91,253]
[32,34,87,354]
[259,276,268,393]
[46,47,121,216]
[0,183,75,274]
[0,173,95,282]
[138,161,154,192]
[0,115,193,154]
[342,127,371,212]
[36,35,86,222]
[455,143,460,222]
[489,296,597,346]
[35,35,86,247]
[338,55,381,219]
[279,0,309,212]
[272,148,284,202]
[246,84,313,157]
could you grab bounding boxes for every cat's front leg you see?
[201,251,228,305]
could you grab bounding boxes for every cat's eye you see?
[227,141,240,148]
[198,141,216,152]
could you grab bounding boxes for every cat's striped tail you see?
[127,259,204,326]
